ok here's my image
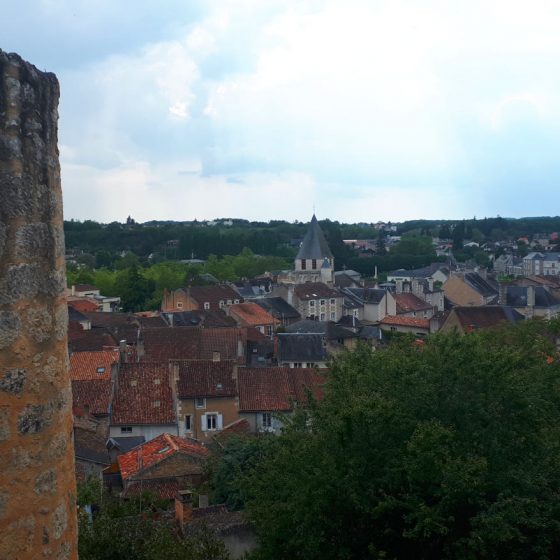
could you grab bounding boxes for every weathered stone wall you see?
[0,50,77,559]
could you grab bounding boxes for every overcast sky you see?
[5,0,560,223]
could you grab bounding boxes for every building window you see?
[227,300,232,305]
[262,412,272,429]
[320,313,325,321]
[301,259,306,270]
[203,302,210,310]
[96,367,105,374]
[306,362,316,368]
[185,415,192,432]
[206,413,218,431]
[309,300,315,307]
[312,259,317,269]
[320,299,326,306]
[120,426,132,434]
[177,301,183,309]
[330,312,335,320]
[330,298,336,305]
[212,351,221,362]
[234,299,240,304]
[219,300,225,308]
[195,397,206,409]
[293,362,303,368]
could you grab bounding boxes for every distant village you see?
[69,215,560,547]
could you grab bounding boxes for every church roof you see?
[296,215,333,260]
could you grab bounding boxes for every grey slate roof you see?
[343,287,386,304]
[285,320,357,339]
[296,215,333,260]
[255,297,301,320]
[506,286,560,308]
[106,436,146,453]
[277,333,328,363]
[464,273,498,298]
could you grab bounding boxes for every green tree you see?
[115,265,155,312]
[244,321,560,559]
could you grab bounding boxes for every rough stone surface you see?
[0,311,20,348]
[26,307,53,343]
[35,470,57,495]
[0,49,77,558]
[0,367,26,394]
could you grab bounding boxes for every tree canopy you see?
[240,320,560,559]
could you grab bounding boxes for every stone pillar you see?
[0,51,77,558]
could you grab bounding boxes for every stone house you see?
[342,287,396,323]
[276,282,343,322]
[439,306,524,334]
[110,363,178,441]
[238,367,325,434]
[228,302,279,336]
[443,273,498,307]
[117,433,208,500]
[161,285,242,312]
[276,333,329,368]
[172,360,240,442]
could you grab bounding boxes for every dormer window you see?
[204,302,210,310]
[177,302,183,309]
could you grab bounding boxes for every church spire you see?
[296,215,333,260]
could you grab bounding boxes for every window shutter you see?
[217,414,223,430]
[201,414,207,431]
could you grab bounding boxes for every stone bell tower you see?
[0,50,77,558]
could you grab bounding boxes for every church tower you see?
[294,215,334,284]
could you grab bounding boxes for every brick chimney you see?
[175,490,193,526]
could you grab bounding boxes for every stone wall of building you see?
[0,50,77,558]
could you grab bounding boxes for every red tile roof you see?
[111,363,176,426]
[69,350,119,381]
[141,327,247,364]
[68,298,100,313]
[72,379,113,416]
[68,324,118,352]
[176,361,237,398]
[181,285,243,310]
[394,293,433,314]
[122,478,179,500]
[380,316,430,329]
[238,367,325,412]
[294,282,340,300]
[229,303,278,327]
[117,433,208,480]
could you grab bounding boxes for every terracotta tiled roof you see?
[69,350,119,381]
[122,478,179,500]
[74,284,98,292]
[294,282,340,300]
[394,293,433,314]
[176,361,237,398]
[71,379,113,416]
[68,298,99,313]
[451,306,524,331]
[117,433,208,480]
[380,316,430,329]
[141,327,247,364]
[238,367,325,412]
[199,328,247,364]
[181,285,243,310]
[111,363,176,426]
[68,324,118,352]
[229,303,278,327]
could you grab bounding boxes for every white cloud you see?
[50,0,560,222]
